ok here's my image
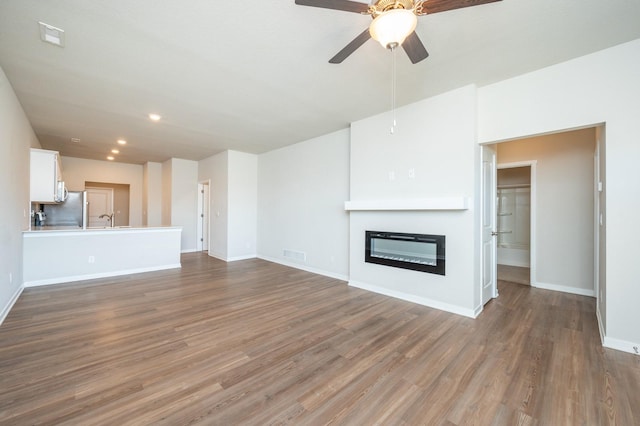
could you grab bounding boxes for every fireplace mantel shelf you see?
[344,197,469,211]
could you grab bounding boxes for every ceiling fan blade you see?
[419,0,501,15]
[329,28,371,64]
[402,31,429,64]
[294,0,370,14]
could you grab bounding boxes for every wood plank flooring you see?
[1,253,638,424]
[497,264,530,286]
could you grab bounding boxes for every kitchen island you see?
[23,226,182,286]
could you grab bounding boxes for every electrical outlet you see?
[88,256,95,263]
[408,168,415,179]
[388,171,395,181]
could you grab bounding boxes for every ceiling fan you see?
[295,0,501,64]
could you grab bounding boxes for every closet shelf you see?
[497,184,531,189]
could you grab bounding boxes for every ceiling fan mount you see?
[294,0,501,64]
[368,0,418,14]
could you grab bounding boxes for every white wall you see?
[198,151,257,262]
[168,158,199,252]
[228,151,257,261]
[142,162,162,226]
[257,130,350,279]
[61,157,143,227]
[497,128,595,295]
[161,159,172,226]
[478,38,640,352]
[349,86,479,317]
[198,151,229,260]
[0,66,40,323]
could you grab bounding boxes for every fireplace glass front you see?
[365,231,445,275]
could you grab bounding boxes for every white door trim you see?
[196,180,211,252]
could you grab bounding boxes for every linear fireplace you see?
[365,231,446,275]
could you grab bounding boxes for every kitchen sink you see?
[90,226,133,230]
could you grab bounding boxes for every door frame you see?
[593,131,604,316]
[196,180,210,252]
[496,161,537,286]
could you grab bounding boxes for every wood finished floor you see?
[497,265,530,286]
[1,254,638,425]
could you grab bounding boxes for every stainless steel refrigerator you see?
[42,191,88,228]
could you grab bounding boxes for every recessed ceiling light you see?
[117,139,127,145]
[148,113,161,122]
[38,22,65,47]
[107,156,115,161]
[70,137,81,143]
[111,149,120,154]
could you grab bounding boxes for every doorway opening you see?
[86,187,113,228]
[481,126,602,306]
[85,182,130,227]
[496,164,534,286]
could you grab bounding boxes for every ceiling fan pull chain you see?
[390,44,397,135]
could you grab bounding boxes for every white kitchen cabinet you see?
[30,148,63,203]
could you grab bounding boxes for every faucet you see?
[35,211,46,226]
[99,213,115,228]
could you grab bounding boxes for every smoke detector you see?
[38,22,65,47]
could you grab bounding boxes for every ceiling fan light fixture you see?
[369,9,417,49]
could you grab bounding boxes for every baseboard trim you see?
[602,335,640,356]
[473,304,484,318]
[207,253,257,262]
[348,280,477,319]
[181,248,199,254]
[0,284,24,326]
[532,281,595,297]
[257,255,348,282]
[227,254,257,262]
[24,263,182,287]
[596,306,605,345]
[207,253,227,262]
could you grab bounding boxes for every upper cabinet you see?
[30,148,65,203]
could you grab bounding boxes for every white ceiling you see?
[1,0,640,164]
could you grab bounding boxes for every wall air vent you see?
[283,249,306,263]
[38,22,65,47]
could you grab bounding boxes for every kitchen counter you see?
[25,225,175,232]
[23,226,182,286]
